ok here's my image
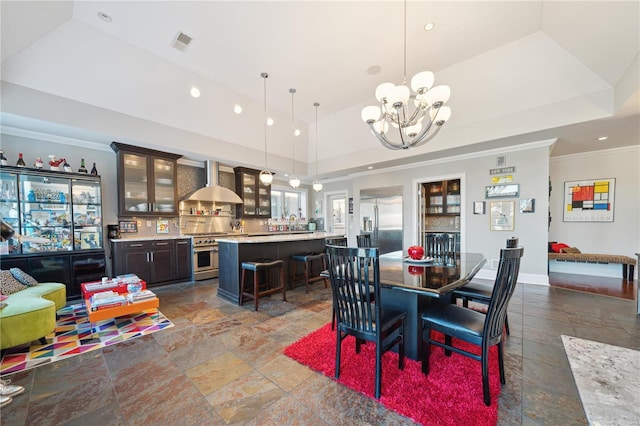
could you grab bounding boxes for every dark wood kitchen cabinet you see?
[174,238,192,281]
[111,238,191,286]
[234,167,271,218]
[111,142,182,217]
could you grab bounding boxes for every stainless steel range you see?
[190,233,224,280]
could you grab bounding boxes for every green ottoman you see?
[1,282,66,350]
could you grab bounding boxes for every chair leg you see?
[444,335,452,357]
[462,298,469,308]
[253,270,259,311]
[498,342,506,384]
[304,260,311,293]
[375,339,382,399]
[482,344,491,406]
[398,320,405,371]
[279,265,287,302]
[239,268,247,306]
[422,325,431,375]
[355,338,362,354]
[322,257,328,288]
[331,306,336,330]
[505,314,510,336]
[335,330,342,379]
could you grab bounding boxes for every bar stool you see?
[240,259,286,311]
[290,252,327,293]
[356,234,372,248]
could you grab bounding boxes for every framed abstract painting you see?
[563,178,615,222]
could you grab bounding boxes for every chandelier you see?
[259,72,273,186]
[361,0,451,150]
[288,88,300,189]
[312,102,323,192]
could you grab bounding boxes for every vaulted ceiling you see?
[1,1,638,181]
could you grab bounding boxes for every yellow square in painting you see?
[594,183,608,193]
[566,204,573,212]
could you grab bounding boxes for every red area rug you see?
[284,323,500,426]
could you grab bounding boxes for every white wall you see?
[550,146,640,278]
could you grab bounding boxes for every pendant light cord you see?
[314,102,319,177]
[290,88,296,176]
[262,73,268,169]
[403,0,407,85]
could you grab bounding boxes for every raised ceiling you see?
[1,1,638,181]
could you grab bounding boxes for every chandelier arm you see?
[368,123,407,150]
[409,116,437,145]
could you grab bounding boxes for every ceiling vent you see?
[171,31,193,52]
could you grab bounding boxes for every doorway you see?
[326,192,347,236]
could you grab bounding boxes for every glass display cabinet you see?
[234,167,271,218]
[0,165,105,298]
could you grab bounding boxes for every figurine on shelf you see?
[34,156,44,169]
[63,158,72,172]
[48,155,64,171]
[0,150,7,166]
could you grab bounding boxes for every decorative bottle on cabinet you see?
[90,162,98,176]
[16,153,26,167]
[78,159,88,174]
[0,151,7,166]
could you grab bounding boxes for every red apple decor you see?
[408,265,425,276]
[408,245,425,260]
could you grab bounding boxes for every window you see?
[271,187,307,219]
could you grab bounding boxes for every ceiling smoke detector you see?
[171,31,193,52]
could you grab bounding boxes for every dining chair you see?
[356,234,372,248]
[425,233,457,265]
[421,246,524,406]
[325,236,348,247]
[326,245,406,399]
[452,237,518,335]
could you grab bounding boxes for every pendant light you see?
[312,102,323,192]
[288,88,300,189]
[259,72,273,186]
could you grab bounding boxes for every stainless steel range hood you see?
[182,160,243,204]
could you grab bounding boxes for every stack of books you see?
[90,291,127,311]
[130,290,156,302]
[116,274,141,285]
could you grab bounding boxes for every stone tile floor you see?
[1,279,638,425]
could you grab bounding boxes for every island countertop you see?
[216,232,337,244]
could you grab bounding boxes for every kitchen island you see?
[216,233,332,304]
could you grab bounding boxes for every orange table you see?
[85,296,159,323]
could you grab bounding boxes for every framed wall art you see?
[490,201,515,231]
[485,184,519,199]
[473,201,486,215]
[563,178,615,222]
[519,198,535,213]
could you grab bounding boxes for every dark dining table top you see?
[377,252,487,297]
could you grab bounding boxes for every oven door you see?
[193,244,219,280]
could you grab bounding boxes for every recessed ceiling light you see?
[294,129,301,136]
[424,22,435,31]
[267,118,274,126]
[233,105,243,114]
[368,166,373,170]
[97,12,112,22]
[598,136,608,141]
[190,87,201,98]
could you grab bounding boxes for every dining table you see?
[326,251,487,360]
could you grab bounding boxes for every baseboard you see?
[473,269,549,286]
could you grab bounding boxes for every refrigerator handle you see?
[374,204,379,238]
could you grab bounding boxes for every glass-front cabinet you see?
[111,142,181,217]
[234,167,271,218]
[0,166,103,254]
[0,166,105,298]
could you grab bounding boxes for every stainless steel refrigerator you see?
[360,186,403,255]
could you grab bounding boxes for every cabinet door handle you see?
[146,252,150,262]
[151,252,155,262]
[177,241,188,245]
[130,243,144,247]
[155,242,169,246]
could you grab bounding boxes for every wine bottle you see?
[16,153,26,167]
[78,158,88,173]
[90,162,98,175]
[63,158,72,172]
[0,150,7,166]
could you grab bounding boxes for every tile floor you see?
[1,278,638,425]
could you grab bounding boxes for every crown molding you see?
[550,145,639,162]
[1,126,112,152]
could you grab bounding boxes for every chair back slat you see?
[326,246,380,335]
[326,236,348,247]
[356,234,372,248]
[425,233,458,265]
[484,247,524,343]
